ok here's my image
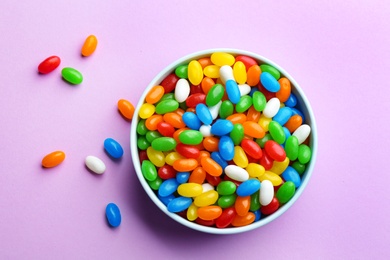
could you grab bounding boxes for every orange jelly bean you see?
[145,114,163,130]
[189,167,206,184]
[202,136,219,152]
[201,77,215,94]
[235,196,251,216]
[186,107,196,113]
[197,206,223,220]
[81,35,98,57]
[276,77,291,102]
[163,112,186,128]
[117,99,135,120]
[284,114,303,133]
[42,151,65,168]
[246,65,261,86]
[246,106,261,122]
[243,121,265,138]
[146,85,165,104]
[198,57,213,69]
[226,113,247,124]
[201,157,223,176]
[173,158,198,172]
[231,212,256,227]
[197,150,210,164]
[174,108,185,116]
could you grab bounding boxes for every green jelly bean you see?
[235,95,252,113]
[175,65,188,79]
[137,136,150,150]
[252,91,266,112]
[146,131,162,143]
[268,121,286,144]
[216,181,236,195]
[285,136,299,160]
[298,144,312,164]
[141,160,157,181]
[250,191,260,211]
[179,130,203,145]
[155,99,179,114]
[137,119,148,135]
[179,101,188,110]
[206,84,224,107]
[61,67,83,85]
[219,100,234,119]
[230,123,244,145]
[159,93,175,103]
[218,194,237,208]
[148,176,162,190]
[256,133,273,148]
[151,137,177,151]
[292,161,306,175]
[260,64,280,80]
[276,181,296,204]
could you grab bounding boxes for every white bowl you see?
[130,49,317,234]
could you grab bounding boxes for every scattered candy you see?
[42,150,65,168]
[117,99,135,120]
[105,203,121,227]
[38,56,61,74]
[61,67,83,85]
[85,155,106,174]
[104,138,124,159]
[81,35,98,57]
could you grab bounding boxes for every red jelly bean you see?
[264,140,286,162]
[258,82,276,101]
[161,73,179,93]
[235,55,257,70]
[260,151,273,170]
[176,143,200,159]
[186,93,206,108]
[205,173,221,187]
[158,165,177,179]
[241,139,263,159]
[139,150,148,164]
[157,122,175,137]
[260,197,280,215]
[190,84,203,95]
[216,207,236,228]
[38,55,61,74]
[195,218,215,227]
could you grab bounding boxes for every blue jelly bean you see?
[104,138,124,159]
[282,166,301,188]
[106,203,121,228]
[225,80,240,104]
[176,172,190,184]
[273,107,293,126]
[253,210,261,222]
[158,178,179,197]
[236,179,261,196]
[218,136,235,161]
[195,103,213,125]
[283,127,291,141]
[211,119,234,136]
[260,72,281,93]
[182,112,201,130]
[291,108,305,122]
[158,194,175,206]
[167,196,192,213]
[249,87,257,97]
[211,151,228,169]
[285,93,297,107]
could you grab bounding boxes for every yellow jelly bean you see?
[269,157,290,175]
[194,190,219,207]
[165,152,184,166]
[188,60,203,85]
[258,114,272,132]
[258,171,283,186]
[178,183,203,197]
[210,52,235,66]
[233,146,248,168]
[245,163,265,178]
[146,147,165,167]
[233,61,247,84]
[203,65,220,78]
[139,103,155,119]
[187,203,198,221]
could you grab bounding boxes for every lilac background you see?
[1,0,389,259]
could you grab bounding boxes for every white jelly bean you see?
[224,165,249,182]
[85,155,106,174]
[201,183,214,193]
[259,180,274,206]
[199,125,212,137]
[208,100,222,120]
[293,124,311,144]
[263,97,280,118]
[219,65,234,84]
[238,84,251,96]
[174,78,190,103]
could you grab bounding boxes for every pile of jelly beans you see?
[137,52,312,228]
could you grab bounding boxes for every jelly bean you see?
[211,52,235,66]
[259,180,274,206]
[176,143,200,159]
[104,138,123,159]
[263,97,280,118]
[292,161,306,175]
[218,136,235,161]
[298,144,312,164]
[260,64,280,80]
[145,114,163,131]
[42,150,65,168]
[216,207,236,228]
[182,112,201,130]
[233,61,247,84]
[159,93,175,103]
[256,133,272,148]
[136,120,148,135]
[137,136,150,150]
[246,65,261,86]
[195,103,213,125]
[235,95,252,113]
[106,203,121,227]
[245,163,265,178]
[243,121,265,139]
[291,107,305,122]
[185,93,205,108]
[241,139,262,159]
[202,183,215,193]
[218,194,237,208]
[85,156,106,174]
[230,123,244,145]
[187,203,198,221]
[293,124,311,144]
[146,147,165,167]
[235,196,251,216]
[273,107,293,126]
[208,100,222,120]
[203,65,220,78]
[250,191,261,211]
[252,91,266,112]
[260,72,280,93]
[283,126,291,143]
[62,67,83,85]
[285,92,297,107]
[174,79,190,103]
[205,84,224,107]
[236,179,260,197]
[157,121,175,137]
[139,103,156,119]
[167,196,192,213]
[155,99,179,114]
[188,60,203,85]
[219,100,234,119]
[211,119,234,136]
[81,35,98,57]
[38,55,61,74]
[258,83,276,101]
[285,136,299,160]
[225,165,249,182]
[201,157,223,177]
[217,181,237,195]
[219,65,234,84]
[235,55,257,70]
[161,73,179,93]
[178,183,203,197]
[158,165,176,180]
[159,194,175,206]
[233,146,248,168]
[197,57,212,68]
[225,80,241,104]
[226,113,247,124]
[260,150,274,170]
[141,160,157,181]
[276,181,296,204]
[173,158,198,172]
[145,131,162,143]
[260,197,280,215]
[189,167,206,184]
[163,113,185,129]
[194,190,219,207]
[201,77,215,94]
[158,178,179,197]
[276,77,291,102]
[197,205,223,221]
[258,114,271,132]
[190,84,203,95]
[211,151,228,169]
[264,140,286,162]
[269,157,289,175]
[202,136,219,152]
[282,166,301,188]
[268,121,286,144]
[151,137,176,151]
[117,99,135,120]
[195,218,215,227]
[165,151,184,166]
[284,115,303,133]
[148,176,163,190]
[175,65,188,79]
[258,171,283,186]
[199,125,212,137]
[179,130,203,145]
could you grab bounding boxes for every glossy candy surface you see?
[104,138,124,159]
[38,56,61,74]
[42,151,65,168]
[81,35,98,57]
[106,203,121,228]
[62,67,83,85]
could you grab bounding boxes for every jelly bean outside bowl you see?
[130,49,318,235]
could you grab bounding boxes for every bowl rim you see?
[130,48,318,235]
